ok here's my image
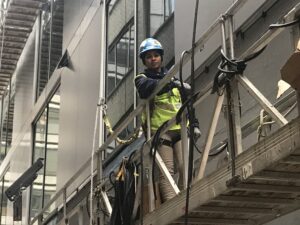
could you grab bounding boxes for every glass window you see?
[129,26,134,69]
[106,23,134,96]
[30,108,47,218]
[107,47,116,96]
[30,87,60,219]
[0,92,14,163]
[49,0,64,78]
[116,30,129,84]
[38,3,51,96]
[108,0,118,13]
[150,0,175,35]
[0,172,8,225]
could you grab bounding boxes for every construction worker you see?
[134,38,190,202]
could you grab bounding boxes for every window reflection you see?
[107,47,116,96]
[44,92,60,214]
[30,108,47,218]
[0,95,14,162]
[0,172,8,225]
[38,3,51,96]
[30,87,60,219]
[150,0,175,35]
[38,0,64,98]
[116,30,129,84]
[106,23,134,96]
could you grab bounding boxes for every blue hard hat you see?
[139,38,164,58]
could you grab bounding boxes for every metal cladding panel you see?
[12,23,36,142]
[57,8,101,192]
[63,0,93,51]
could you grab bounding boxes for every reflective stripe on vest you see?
[141,87,181,131]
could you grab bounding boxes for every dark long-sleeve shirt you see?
[134,68,174,99]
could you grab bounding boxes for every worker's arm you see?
[134,75,159,99]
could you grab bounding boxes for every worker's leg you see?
[173,139,184,190]
[158,133,176,202]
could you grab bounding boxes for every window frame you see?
[29,85,60,219]
[106,18,135,98]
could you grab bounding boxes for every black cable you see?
[186,127,227,157]
[150,120,170,200]
[140,141,147,225]
[185,1,199,225]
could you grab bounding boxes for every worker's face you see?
[144,50,162,71]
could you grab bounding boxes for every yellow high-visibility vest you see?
[135,74,182,132]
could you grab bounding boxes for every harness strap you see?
[158,138,173,147]
[158,137,181,147]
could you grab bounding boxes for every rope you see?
[103,107,141,145]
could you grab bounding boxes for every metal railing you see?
[29,1,300,224]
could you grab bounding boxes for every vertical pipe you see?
[220,17,227,55]
[221,17,236,177]
[133,0,138,128]
[145,103,155,212]
[0,98,3,159]
[90,1,107,225]
[33,11,41,103]
[228,15,235,59]
[47,0,54,80]
[185,1,199,224]
[146,103,151,141]
[228,15,242,155]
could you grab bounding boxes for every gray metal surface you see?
[57,7,102,192]
[12,19,36,141]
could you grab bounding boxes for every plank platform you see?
[141,117,300,225]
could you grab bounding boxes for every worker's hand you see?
[194,126,201,141]
[192,118,201,141]
[182,82,191,92]
[172,80,191,93]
